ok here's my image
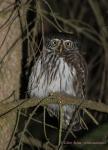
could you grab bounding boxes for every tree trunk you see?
[0,0,26,149]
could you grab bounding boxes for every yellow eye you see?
[64,40,73,48]
[50,39,59,47]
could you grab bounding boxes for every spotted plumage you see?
[28,32,87,131]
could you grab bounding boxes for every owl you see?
[28,32,87,131]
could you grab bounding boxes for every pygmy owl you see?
[28,32,87,131]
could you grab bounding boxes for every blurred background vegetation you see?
[0,0,108,149]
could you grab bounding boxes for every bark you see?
[0,0,27,149]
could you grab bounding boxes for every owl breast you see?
[28,57,77,98]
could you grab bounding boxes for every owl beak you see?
[59,44,63,53]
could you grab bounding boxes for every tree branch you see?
[0,93,108,117]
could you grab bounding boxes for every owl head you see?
[43,32,80,55]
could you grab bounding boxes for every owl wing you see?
[77,54,88,99]
[66,52,88,130]
[72,52,88,99]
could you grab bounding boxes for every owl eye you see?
[64,40,73,49]
[50,39,59,47]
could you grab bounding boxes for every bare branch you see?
[0,93,108,117]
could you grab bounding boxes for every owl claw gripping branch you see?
[28,32,88,131]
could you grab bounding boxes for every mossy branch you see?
[0,93,108,117]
